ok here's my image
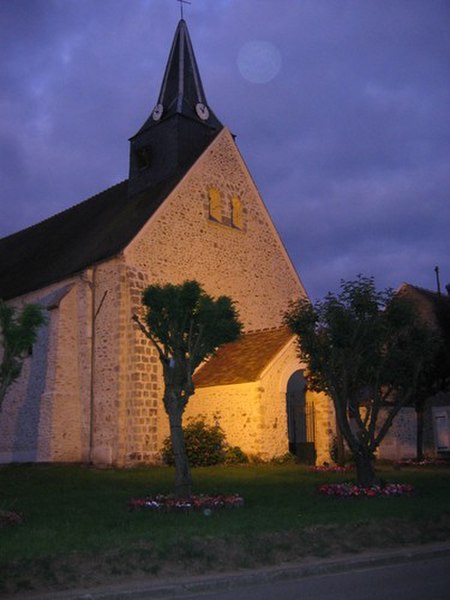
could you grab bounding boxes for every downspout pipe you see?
[88,266,97,464]
[87,266,107,464]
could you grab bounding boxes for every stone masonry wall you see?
[88,258,129,466]
[0,257,143,466]
[184,382,262,457]
[258,341,300,459]
[122,265,163,463]
[259,343,334,463]
[306,390,334,465]
[0,281,90,463]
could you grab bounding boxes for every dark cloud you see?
[1,0,449,299]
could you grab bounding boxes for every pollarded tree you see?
[284,276,437,487]
[133,280,242,498]
[0,299,46,411]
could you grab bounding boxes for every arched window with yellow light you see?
[231,195,243,229]
[208,187,222,222]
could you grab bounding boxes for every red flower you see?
[317,482,414,498]
[128,494,244,512]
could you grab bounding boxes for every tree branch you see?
[132,314,166,362]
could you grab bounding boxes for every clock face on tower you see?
[195,103,210,120]
[152,104,164,121]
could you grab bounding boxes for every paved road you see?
[179,555,450,600]
[26,543,450,600]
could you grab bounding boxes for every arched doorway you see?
[286,370,316,464]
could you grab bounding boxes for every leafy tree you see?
[0,300,46,411]
[284,276,437,487]
[133,280,242,497]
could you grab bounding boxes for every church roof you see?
[0,172,183,301]
[193,327,295,387]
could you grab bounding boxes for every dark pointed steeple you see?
[129,20,223,197]
[140,19,222,132]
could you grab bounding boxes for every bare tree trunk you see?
[167,403,192,499]
[354,449,376,487]
[0,373,14,412]
[416,406,424,462]
[335,421,345,466]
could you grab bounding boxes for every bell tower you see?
[128,19,223,197]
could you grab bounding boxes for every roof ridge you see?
[0,179,128,243]
[402,282,435,293]
[402,282,450,298]
[245,325,290,335]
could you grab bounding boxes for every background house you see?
[379,282,450,460]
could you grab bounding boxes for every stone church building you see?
[0,20,334,466]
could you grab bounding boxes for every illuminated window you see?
[208,187,222,222]
[231,195,243,229]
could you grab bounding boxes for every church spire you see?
[128,19,223,196]
[150,19,221,129]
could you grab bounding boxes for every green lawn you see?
[1,463,450,595]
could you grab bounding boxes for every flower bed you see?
[394,458,448,468]
[128,493,244,512]
[318,482,415,497]
[310,465,354,473]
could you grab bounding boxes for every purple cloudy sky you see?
[1,0,449,300]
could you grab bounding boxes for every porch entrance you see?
[286,370,316,464]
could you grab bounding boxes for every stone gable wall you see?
[124,128,305,332]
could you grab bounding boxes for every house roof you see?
[0,171,185,300]
[398,283,450,332]
[193,327,295,388]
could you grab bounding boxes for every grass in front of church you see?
[1,463,450,594]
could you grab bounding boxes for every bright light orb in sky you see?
[237,40,282,84]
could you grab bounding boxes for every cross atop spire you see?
[177,0,191,20]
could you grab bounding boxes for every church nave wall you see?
[0,280,88,463]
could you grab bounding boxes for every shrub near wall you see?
[162,417,249,467]
[162,417,227,467]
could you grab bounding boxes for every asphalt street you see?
[22,542,450,600]
[180,554,450,600]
